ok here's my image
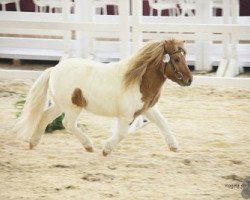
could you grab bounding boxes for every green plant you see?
[15,98,26,118]
[45,113,65,133]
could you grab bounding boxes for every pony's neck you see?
[140,64,166,103]
[134,63,166,117]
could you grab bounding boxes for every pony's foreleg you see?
[30,105,61,149]
[109,115,148,136]
[144,106,179,152]
[103,118,130,156]
[63,108,94,152]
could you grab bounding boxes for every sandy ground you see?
[0,79,249,200]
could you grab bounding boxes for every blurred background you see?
[0,0,250,77]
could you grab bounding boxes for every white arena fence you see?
[1,68,250,88]
[0,0,250,79]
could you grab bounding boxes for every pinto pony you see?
[14,39,192,156]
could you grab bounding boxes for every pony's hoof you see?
[170,147,178,152]
[102,149,110,157]
[85,146,94,153]
[168,139,179,152]
[102,150,108,156]
[29,143,34,150]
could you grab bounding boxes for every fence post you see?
[75,0,91,58]
[231,0,239,24]
[217,35,228,76]
[223,0,230,23]
[225,33,239,77]
[200,1,211,71]
[194,0,204,71]
[230,0,240,76]
[62,0,71,59]
[131,0,142,53]
[119,0,130,59]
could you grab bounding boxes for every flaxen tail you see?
[14,68,52,141]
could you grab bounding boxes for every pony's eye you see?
[174,57,180,62]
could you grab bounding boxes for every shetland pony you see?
[14,39,192,156]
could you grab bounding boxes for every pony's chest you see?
[117,87,144,116]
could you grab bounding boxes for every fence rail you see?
[0,68,249,88]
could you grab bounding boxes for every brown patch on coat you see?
[71,88,87,107]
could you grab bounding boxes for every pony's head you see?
[162,39,192,86]
[124,39,192,88]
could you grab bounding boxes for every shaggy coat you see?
[14,39,192,156]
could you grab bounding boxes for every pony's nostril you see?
[185,78,192,86]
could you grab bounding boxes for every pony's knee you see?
[63,119,75,133]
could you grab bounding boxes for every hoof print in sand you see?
[82,173,115,182]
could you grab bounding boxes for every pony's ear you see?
[164,39,174,53]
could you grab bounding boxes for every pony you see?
[14,39,192,156]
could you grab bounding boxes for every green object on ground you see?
[45,113,65,133]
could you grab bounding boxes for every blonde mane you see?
[123,40,165,88]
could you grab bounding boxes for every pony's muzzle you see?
[184,77,193,86]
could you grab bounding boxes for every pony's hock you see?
[14,39,192,156]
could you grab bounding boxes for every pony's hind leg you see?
[30,105,62,149]
[63,108,94,152]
